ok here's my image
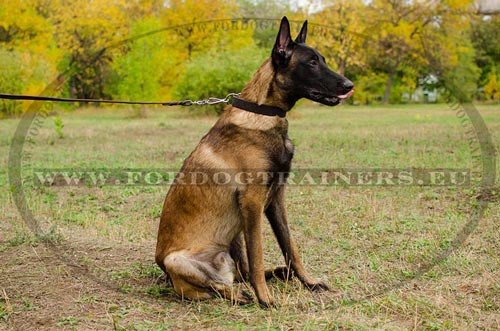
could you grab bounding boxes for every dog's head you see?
[272,17,354,106]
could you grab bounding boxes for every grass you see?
[0,102,499,330]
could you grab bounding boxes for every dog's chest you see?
[264,134,294,203]
[273,133,294,171]
[283,134,294,161]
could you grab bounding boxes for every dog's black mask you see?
[272,17,354,106]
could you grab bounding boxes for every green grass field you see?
[0,103,499,330]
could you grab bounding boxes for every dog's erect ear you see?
[295,20,308,44]
[272,16,294,68]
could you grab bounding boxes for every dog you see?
[155,16,354,307]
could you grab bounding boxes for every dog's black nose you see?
[343,79,354,91]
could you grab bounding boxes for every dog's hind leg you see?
[163,250,251,304]
[230,233,249,282]
[168,276,212,300]
[265,265,294,281]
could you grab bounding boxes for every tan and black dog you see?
[155,16,354,307]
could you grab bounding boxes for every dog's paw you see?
[304,280,330,292]
[258,298,277,309]
[232,290,253,306]
[265,266,294,281]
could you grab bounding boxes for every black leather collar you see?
[232,97,286,118]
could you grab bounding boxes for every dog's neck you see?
[225,58,292,132]
[239,58,295,111]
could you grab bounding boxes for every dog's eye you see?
[309,55,320,66]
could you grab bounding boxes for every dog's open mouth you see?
[316,89,354,106]
[336,89,354,100]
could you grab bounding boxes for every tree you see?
[161,0,247,59]
[471,15,500,85]
[51,0,130,99]
[363,0,435,104]
[160,0,254,95]
[484,72,500,100]
[0,49,24,116]
[310,0,366,76]
[0,0,61,114]
[416,0,480,102]
[236,0,293,49]
[174,45,267,113]
[0,0,53,52]
[110,17,173,101]
[360,0,479,103]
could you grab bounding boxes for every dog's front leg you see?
[238,187,274,308]
[265,185,329,291]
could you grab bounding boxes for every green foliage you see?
[442,46,481,103]
[484,72,500,101]
[0,48,23,116]
[56,316,78,327]
[53,116,64,139]
[237,0,291,49]
[53,0,130,100]
[352,72,387,104]
[472,16,500,84]
[0,300,10,321]
[0,47,57,116]
[252,28,278,49]
[174,45,267,113]
[109,17,173,101]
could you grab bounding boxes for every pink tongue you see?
[337,89,354,99]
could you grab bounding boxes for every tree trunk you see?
[338,59,346,76]
[383,69,396,104]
